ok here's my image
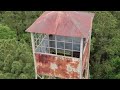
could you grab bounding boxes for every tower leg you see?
[85,58,89,79]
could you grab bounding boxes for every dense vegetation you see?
[0,11,120,79]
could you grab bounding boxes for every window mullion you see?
[72,37,73,57]
[48,34,50,53]
[63,37,65,56]
[55,35,57,55]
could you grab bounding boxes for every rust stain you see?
[82,41,90,72]
[36,53,80,79]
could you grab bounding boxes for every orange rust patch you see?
[82,41,90,72]
[36,53,80,79]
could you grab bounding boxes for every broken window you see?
[34,34,83,58]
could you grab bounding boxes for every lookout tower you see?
[26,11,95,79]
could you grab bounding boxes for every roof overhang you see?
[26,11,95,39]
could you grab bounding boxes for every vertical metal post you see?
[87,32,92,79]
[31,33,37,79]
[79,38,83,79]
[55,35,57,55]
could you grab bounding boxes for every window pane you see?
[73,37,80,43]
[49,35,55,40]
[34,41,37,45]
[65,43,72,50]
[65,50,72,57]
[73,51,80,58]
[49,41,55,48]
[83,38,86,48]
[57,42,64,49]
[34,38,37,42]
[56,35,65,41]
[36,47,40,52]
[46,48,50,53]
[73,44,80,51]
[65,36,72,42]
[50,48,56,54]
[37,40,39,45]
[34,33,39,38]
[41,40,49,47]
[44,35,49,40]
[34,33,38,38]
[57,49,64,56]
[39,47,47,53]
[33,34,36,38]
[35,45,37,49]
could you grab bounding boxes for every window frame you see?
[34,34,83,59]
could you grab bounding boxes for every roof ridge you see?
[68,12,85,37]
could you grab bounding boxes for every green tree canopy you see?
[0,24,16,39]
[0,39,35,79]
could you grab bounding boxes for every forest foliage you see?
[0,11,120,79]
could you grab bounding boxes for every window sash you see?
[34,34,82,58]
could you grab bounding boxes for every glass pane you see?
[33,34,36,38]
[37,40,39,45]
[57,49,64,56]
[39,47,42,52]
[65,43,72,50]
[65,36,72,42]
[83,38,86,48]
[56,35,65,41]
[57,42,64,49]
[73,51,80,58]
[39,47,49,53]
[46,48,49,53]
[34,33,37,38]
[36,47,40,52]
[34,41,37,46]
[41,40,49,47]
[50,48,56,54]
[73,44,80,51]
[34,38,36,42]
[73,37,80,43]
[35,45,37,49]
[49,41,55,48]
[44,35,49,40]
[49,35,55,40]
[35,33,39,38]
[65,50,72,57]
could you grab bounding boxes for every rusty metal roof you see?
[26,11,95,38]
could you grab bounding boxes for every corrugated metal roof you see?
[26,11,95,38]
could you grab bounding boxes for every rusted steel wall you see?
[82,40,90,72]
[35,53,80,79]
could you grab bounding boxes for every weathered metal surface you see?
[26,11,95,39]
[82,41,90,72]
[35,53,80,79]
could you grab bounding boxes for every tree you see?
[90,11,120,79]
[0,11,120,79]
[11,61,23,75]
[0,73,5,79]
[4,73,15,79]
[0,61,4,70]
[0,11,43,42]
[18,73,31,79]
[0,24,16,39]
[0,39,35,79]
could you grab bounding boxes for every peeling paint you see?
[82,41,89,72]
[50,63,58,70]
[35,53,80,79]
[66,64,77,72]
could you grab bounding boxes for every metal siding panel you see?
[36,53,80,79]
